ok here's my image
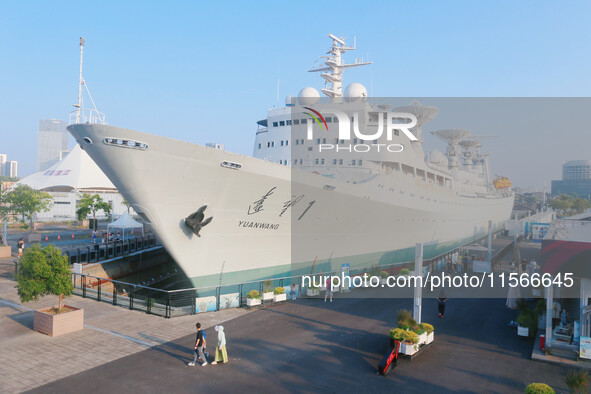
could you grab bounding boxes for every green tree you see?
[572,198,591,213]
[7,185,53,229]
[121,198,132,214]
[0,187,11,245]
[76,193,111,222]
[16,244,73,312]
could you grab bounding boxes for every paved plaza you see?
[0,241,574,393]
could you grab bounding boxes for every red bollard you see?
[72,234,75,239]
[45,235,48,241]
[540,334,545,350]
[57,234,61,240]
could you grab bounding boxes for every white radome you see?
[344,83,367,102]
[297,87,320,105]
[285,95,295,106]
[426,150,448,167]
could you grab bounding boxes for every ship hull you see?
[68,124,514,288]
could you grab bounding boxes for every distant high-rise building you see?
[0,154,6,176]
[551,160,591,199]
[7,161,17,178]
[38,119,68,171]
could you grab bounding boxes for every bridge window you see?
[294,119,300,125]
[258,143,261,149]
[280,121,285,126]
[273,122,278,127]
[286,120,292,125]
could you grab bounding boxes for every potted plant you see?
[517,309,537,338]
[379,270,388,285]
[389,328,405,348]
[306,279,321,296]
[399,330,420,355]
[419,323,435,344]
[246,290,261,307]
[273,287,286,302]
[524,383,555,394]
[414,327,427,345]
[399,268,410,276]
[261,279,274,301]
[16,244,82,337]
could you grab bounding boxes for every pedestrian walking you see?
[437,291,448,318]
[211,325,228,365]
[17,238,25,257]
[188,322,208,366]
[290,283,297,300]
[324,276,333,302]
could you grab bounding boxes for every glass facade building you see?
[38,119,68,171]
[552,160,591,198]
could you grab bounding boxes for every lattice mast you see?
[308,34,372,98]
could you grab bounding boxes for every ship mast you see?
[308,34,372,98]
[70,37,105,125]
[74,37,85,123]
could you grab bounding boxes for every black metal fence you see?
[0,261,18,280]
[70,231,512,318]
[63,234,157,265]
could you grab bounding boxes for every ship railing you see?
[69,230,516,318]
[69,108,106,125]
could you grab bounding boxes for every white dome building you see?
[17,144,133,222]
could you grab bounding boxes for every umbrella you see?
[506,284,521,310]
[512,239,521,272]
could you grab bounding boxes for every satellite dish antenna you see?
[394,101,439,140]
[432,129,471,169]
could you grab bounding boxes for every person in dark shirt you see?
[437,291,448,318]
[188,322,208,366]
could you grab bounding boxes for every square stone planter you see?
[399,342,419,355]
[34,305,84,337]
[274,293,287,302]
[261,292,274,302]
[417,332,428,345]
[306,288,320,297]
[246,298,261,307]
[0,245,11,258]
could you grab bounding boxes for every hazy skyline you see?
[1,1,590,189]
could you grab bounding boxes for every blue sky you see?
[1,0,590,188]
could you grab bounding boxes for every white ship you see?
[68,35,514,287]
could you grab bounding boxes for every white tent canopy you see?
[107,212,144,240]
[17,144,116,191]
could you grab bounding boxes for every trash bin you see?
[540,334,545,350]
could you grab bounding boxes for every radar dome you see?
[344,83,367,102]
[297,87,320,105]
[285,95,295,107]
[426,150,448,167]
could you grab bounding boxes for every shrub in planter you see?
[517,309,537,338]
[420,323,435,343]
[246,290,261,306]
[16,244,82,336]
[273,286,286,302]
[379,270,388,285]
[399,268,410,275]
[400,330,420,355]
[397,309,418,330]
[524,383,554,394]
[261,280,274,301]
[389,328,405,348]
[16,244,73,312]
[414,328,427,345]
[566,369,590,394]
[247,290,261,299]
